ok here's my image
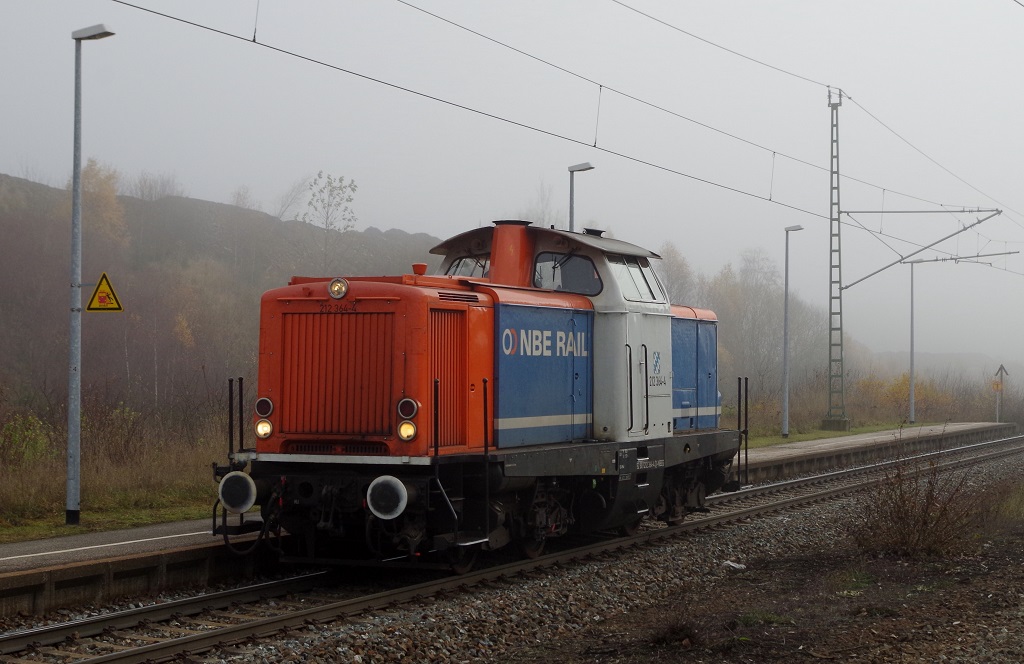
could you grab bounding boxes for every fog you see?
[4,0,1023,372]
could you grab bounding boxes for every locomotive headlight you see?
[328,278,349,299]
[254,397,274,418]
[254,418,273,439]
[398,420,417,441]
[397,398,418,419]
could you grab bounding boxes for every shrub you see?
[0,412,55,465]
[849,460,994,557]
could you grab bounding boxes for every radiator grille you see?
[430,310,467,447]
[285,441,389,456]
[280,312,394,435]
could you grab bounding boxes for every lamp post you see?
[909,261,916,424]
[781,224,803,437]
[567,162,594,232]
[67,23,114,526]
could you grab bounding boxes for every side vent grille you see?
[438,292,480,303]
[430,309,467,447]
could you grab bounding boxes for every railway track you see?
[3,434,1021,663]
[708,433,1024,514]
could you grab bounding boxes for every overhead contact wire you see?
[607,1,1022,225]
[109,0,827,220]
[113,0,1015,250]
[847,96,1024,222]
[609,0,831,88]
[395,0,961,210]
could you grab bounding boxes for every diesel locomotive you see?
[215,220,740,568]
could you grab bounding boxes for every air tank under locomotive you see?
[214,220,740,567]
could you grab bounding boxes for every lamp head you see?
[72,24,115,40]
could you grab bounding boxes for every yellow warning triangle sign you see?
[86,272,124,312]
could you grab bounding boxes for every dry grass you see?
[0,404,224,540]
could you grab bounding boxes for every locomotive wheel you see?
[448,545,479,575]
[519,536,546,559]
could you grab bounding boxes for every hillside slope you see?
[0,173,441,410]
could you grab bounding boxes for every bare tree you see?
[123,171,185,200]
[517,179,561,228]
[230,185,262,211]
[17,159,52,186]
[655,241,696,304]
[301,171,358,273]
[273,176,311,221]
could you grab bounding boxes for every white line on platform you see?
[0,531,210,562]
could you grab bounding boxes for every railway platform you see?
[737,421,1016,484]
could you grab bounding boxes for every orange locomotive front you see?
[254,273,495,459]
[233,269,506,564]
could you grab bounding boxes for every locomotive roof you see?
[430,221,660,260]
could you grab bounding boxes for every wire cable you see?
[395,0,968,211]
[846,96,1024,226]
[111,0,1020,251]
[609,0,831,88]
[109,0,829,220]
[842,212,1024,280]
[845,213,904,259]
[607,0,1024,232]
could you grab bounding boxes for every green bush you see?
[0,413,55,465]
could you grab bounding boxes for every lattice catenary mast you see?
[824,89,850,430]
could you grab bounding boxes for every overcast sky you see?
[5,1,1024,373]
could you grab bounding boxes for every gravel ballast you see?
[214,455,1024,663]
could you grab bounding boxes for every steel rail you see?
[0,572,329,655]
[708,433,1024,507]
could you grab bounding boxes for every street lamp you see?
[781,224,804,437]
[909,261,917,424]
[67,23,114,526]
[567,162,594,232]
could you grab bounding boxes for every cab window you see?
[607,254,666,302]
[446,255,490,278]
[534,252,602,296]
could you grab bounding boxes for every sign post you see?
[994,365,1008,423]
